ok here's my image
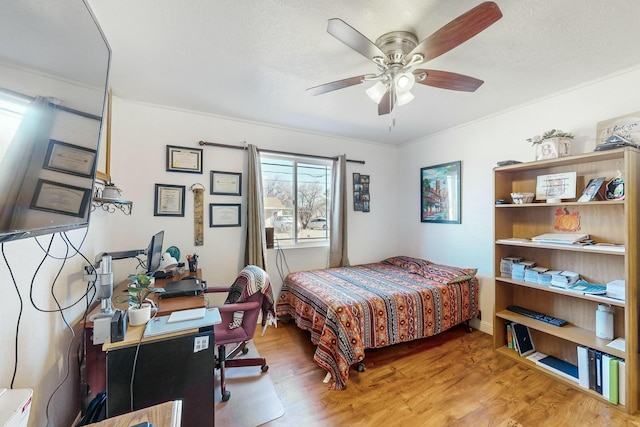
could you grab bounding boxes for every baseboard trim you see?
[470,318,493,335]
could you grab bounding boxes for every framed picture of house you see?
[420,161,461,224]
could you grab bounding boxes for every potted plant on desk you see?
[116,274,165,326]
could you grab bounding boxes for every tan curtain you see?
[0,96,54,230]
[244,144,267,269]
[328,154,350,268]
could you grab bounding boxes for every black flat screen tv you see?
[0,0,111,243]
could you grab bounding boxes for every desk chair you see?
[206,265,275,402]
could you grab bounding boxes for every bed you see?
[276,256,479,390]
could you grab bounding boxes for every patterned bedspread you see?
[276,259,479,390]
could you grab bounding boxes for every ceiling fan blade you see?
[378,89,395,115]
[307,75,367,96]
[327,18,386,62]
[414,69,484,92]
[409,1,502,63]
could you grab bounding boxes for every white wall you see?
[396,66,640,333]
[104,97,400,298]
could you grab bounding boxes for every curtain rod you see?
[198,140,365,165]
[0,86,101,121]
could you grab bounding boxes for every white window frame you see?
[261,153,332,247]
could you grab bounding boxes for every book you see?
[506,324,513,349]
[536,355,579,383]
[618,360,626,406]
[602,353,612,400]
[588,348,597,392]
[512,323,535,356]
[595,350,603,394]
[577,346,590,389]
[608,355,619,404]
[531,233,589,244]
[567,279,607,295]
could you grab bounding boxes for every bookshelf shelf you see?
[493,147,639,414]
[495,346,625,408]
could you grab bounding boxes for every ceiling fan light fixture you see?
[396,90,415,106]
[365,81,387,104]
[394,72,415,92]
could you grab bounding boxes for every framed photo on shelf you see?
[209,203,241,227]
[577,177,605,202]
[30,179,91,217]
[154,184,185,217]
[43,139,97,178]
[166,145,203,174]
[420,161,461,224]
[535,172,576,201]
[210,171,242,196]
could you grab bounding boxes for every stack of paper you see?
[606,280,625,300]
[532,233,591,246]
[550,271,580,288]
[500,256,524,278]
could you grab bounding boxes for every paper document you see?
[167,307,206,323]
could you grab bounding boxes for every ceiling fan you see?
[307,1,503,116]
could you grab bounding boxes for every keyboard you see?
[507,305,568,326]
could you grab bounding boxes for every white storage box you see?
[0,388,32,427]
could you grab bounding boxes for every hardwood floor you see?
[253,322,640,426]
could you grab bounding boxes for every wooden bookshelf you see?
[493,147,639,413]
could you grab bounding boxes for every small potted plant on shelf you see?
[101,182,122,200]
[116,274,165,326]
[527,129,574,161]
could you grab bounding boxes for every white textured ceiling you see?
[87,0,640,145]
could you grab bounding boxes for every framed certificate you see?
[166,145,203,174]
[210,171,242,196]
[43,139,97,177]
[30,179,91,217]
[154,184,185,217]
[209,203,241,227]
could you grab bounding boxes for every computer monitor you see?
[145,230,165,275]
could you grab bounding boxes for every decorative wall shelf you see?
[92,197,133,215]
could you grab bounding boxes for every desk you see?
[80,270,209,416]
[104,318,218,426]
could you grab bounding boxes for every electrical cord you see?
[28,234,96,313]
[273,237,290,284]
[2,242,23,389]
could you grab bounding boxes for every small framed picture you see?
[209,203,241,227]
[43,139,97,178]
[535,172,577,201]
[210,171,242,196]
[30,179,91,217]
[154,184,185,216]
[166,145,203,174]
[577,177,605,202]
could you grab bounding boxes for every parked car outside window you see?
[274,215,293,232]
[307,218,327,230]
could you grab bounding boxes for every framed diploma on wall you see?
[210,171,242,196]
[166,145,203,174]
[43,139,97,178]
[154,184,186,217]
[209,203,241,227]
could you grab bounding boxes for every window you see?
[261,154,332,246]
[0,94,28,160]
